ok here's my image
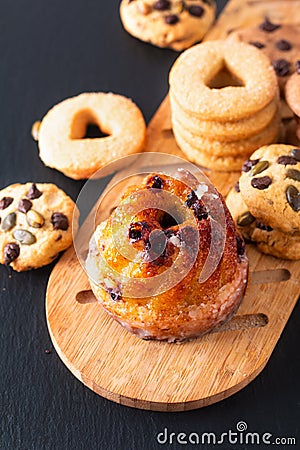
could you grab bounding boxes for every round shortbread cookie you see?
[226,185,300,260]
[172,110,281,157]
[0,183,78,271]
[169,40,279,121]
[227,20,300,94]
[38,92,146,180]
[172,128,247,171]
[170,93,279,142]
[120,0,216,51]
[239,144,300,234]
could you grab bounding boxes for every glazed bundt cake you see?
[86,171,248,342]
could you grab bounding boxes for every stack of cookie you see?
[169,40,281,171]
[227,144,300,260]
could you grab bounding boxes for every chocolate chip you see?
[0,197,13,210]
[234,181,240,193]
[272,59,290,77]
[18,199,32,213]
[237,211,255,227]
[55,234,62,241]
[188,5,204,17]
[154,0,170,10]
[290,148,300,161]
[26,183,42,200]
[249,41,265,49]
[185,191,208,220]
[185,190,198,207]
[105,285,122,302]
[146,175,164,189]
[286,169,300,182]
[191,201,208,221]
[109,290,122,302]
[164,14,179,25]
[202,0,213,4]
[4,242,20,265]
[236,235,246,260]
[286,185,300,212]
[256,221,273,231]
[128,221,151,243]
[296,60,300,74]
[251,176,272,190]
[51,213,69,230]
[276,39,292,51]
[277,155,297,165]
[242,159,259,172]
[259,18,281,32]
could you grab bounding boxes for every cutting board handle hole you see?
[76,290,97,304]
[75,290,269,333]
[214,313,268,333]
[250,268,291,284]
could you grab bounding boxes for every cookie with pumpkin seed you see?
[120,0,216,51]
[226,182,300,260]
[238,144,300,235]
[0,182,78,271]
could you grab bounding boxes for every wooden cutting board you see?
[46,0,300,411]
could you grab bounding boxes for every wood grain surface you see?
[46,0,300,411]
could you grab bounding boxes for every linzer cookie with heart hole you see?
[169,40,280,171]
[0,182,78,271]
[226,144,300,260]
[36,92,146,180]
[120,0,216,51]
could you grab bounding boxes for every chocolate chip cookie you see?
[120,0,216,51]
[227,20,300,93]
[0,183,78,271]
[238,144,300,234]
[226,144,300,260]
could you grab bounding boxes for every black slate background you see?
[0,1,299,449]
